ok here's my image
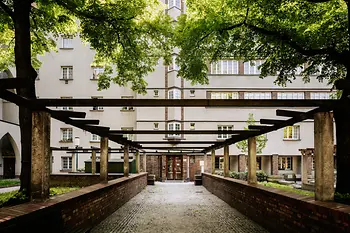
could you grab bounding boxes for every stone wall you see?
[202,173,350,233]
[50,173,124,187]
[0,173,147,233]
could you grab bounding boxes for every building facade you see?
[0,0,335,181]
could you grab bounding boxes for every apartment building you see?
[0,0,334,180]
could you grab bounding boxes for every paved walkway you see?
[91,182,269,233]
[0,186,19,193]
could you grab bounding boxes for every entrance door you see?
[166,156,183,180]
[3,157,15,179]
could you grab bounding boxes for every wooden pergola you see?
[0,78,340,202]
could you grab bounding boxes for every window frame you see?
[283,125,300,140]
[90,134,101,142]
[278,156,293,170]
[61,66,73,80]
[244,92,272,99]
[121,127,134,140]
[168,0,181,9]
[91,67,104,80]
[277,92,304,99]
[61,36,73,49]
[217,125,233,140]
[243,60,264,75]
[310,92,330,99]
[168,55,179,71]
[210,92,239,99]
[168,89,181,99]
[210,60,239,75]
[167,122,181,138]
[60,128,73,142]
[61,156,73,170]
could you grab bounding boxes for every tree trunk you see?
[13,0,37,198]
[334,71,350,195]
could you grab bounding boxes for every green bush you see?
[256,170,268,182]
[229,171,239,179]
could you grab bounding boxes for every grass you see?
[259,182,315,197]
[0,186,80,208]
[0,179,20,187]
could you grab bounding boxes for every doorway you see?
[166,156,183,180]
[0,133,16,179]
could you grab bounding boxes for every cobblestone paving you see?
[91,182,269,233]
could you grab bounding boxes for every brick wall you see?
[203,173,350,233]
[146,155,161,181]
[50,174,123,187]
[0,173,147,233]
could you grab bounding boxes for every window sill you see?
[59,47,74,50]
[120,109,135,112]
[283,139,301,141]
[60,169,72,172]
[90,110,104,112]
[59,140,73,143]
[90,78,98,81]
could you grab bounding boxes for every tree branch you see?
[0,1,14,20]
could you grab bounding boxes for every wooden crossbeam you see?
[34,98,337,107]
[109,130,258,135]
[140,147,204,150]
[50,110,86,118]
[133,141,217,144]
[248,125,270,130]
[276,109,308,118]
[260,119,285,125]
[0,89,29,106]
[0,78,33,89]
[69,119,100,125]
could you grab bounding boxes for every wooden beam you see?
[248,125,271,130]
[141,147,204,150]
[34,98,337,107]
[69,119,100,125]
[0,89,29,106]
[276,109,308,118]
[133,141,217,144]
[260,119,285,125]
[109,130,258,135]
[0,78,33,89]
[50,110,86,118]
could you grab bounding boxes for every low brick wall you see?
[0,172,147,233]
[50,173,124,187]
[203,173,350,233]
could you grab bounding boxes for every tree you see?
[236,113,267,154]
[174,0,350,195]
[0,0,172,199]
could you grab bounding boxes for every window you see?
[244,92,271,99]
[190,90,195,97]
[168,55,179,71]
[121,96,134,111]
[92,67,104,80]
[154,90,159,97]
[168,122,181,137]
[61,66,73,80]
[91,96,103,110]
[61,128,73,142]
[61,36,73,49]
[215,157,224,169]
[210,92,239,99]
[168,0,181,9]
[211,60,239,74]
[278,157,292,170]
[91,134,101,142]
[277,92,304,99]
[190,123,195,130]
[60,96,73,111]
[217,125,233,139]
[244,60,264,74]
[61,157,72,170]
[121,127,133,140]
[154,123,159,130]
[283,125,300,140]
[168,89,181,99]
[310,92,330,99]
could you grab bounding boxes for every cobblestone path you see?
[91,182,269,233]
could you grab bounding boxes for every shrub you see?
[229,171,239,179]
[256,170,268,182]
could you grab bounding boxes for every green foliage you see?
[256,170,268,182]
[49,186,80,196]
[335,192,350,205]
[260,182,314,196]
[0,179,20,187]
[229,170,267,181]
[236,113,267,154]
[174,0,347,86]
[0,0,173,93]
[0,190,28,208]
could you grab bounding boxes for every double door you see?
[166,156,183,180]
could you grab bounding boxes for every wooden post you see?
[204,153,208,173]
[71,152,76,172]
[31,111,51,200]
[124,144,129,177]
[248,137,257,184]
[211,150,215,174]
[224,145,229,177]
[91,150,96,175]
[314,112,334,201]
[100,136,108,183]
[135,150,140,173]
[143,153,147,172]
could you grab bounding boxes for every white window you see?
[168,89,181,99]
[92,67,104,80]
[61,66,73,80]
[154,90,159,97]
[244,60,264,74]
[60,96,73,111]
[154,122,159,130]
[190,123,195,130]
[211,60,239,74]
[190,90,195,97]
[283,125,300,140]
[278,157,292,170]
[61,128,73,142]
[91,96,103,110]
[168,55,179,71]
[61,37,73,49]
[217,125,233,139]
[91,134,101,142]
[210,92,239,99]
[168,122,181,137]
[244,92,271,99]
[62,157,72,170]
[168,0,181,9]
[121,96,134,111]
[121,127,134,140]
[295,65,304,75]
[310,92,330,99]
[277,92,304,99]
